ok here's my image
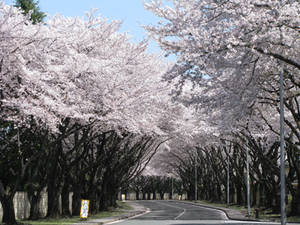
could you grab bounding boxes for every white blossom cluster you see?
[145,0,300,138]
[0,2,200,138]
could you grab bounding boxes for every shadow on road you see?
[170,224,267,225]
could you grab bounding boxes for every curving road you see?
[131,200,227,221]
[108,200,298,225]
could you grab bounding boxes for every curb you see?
[107,210,147,223]
[172,200,258,222]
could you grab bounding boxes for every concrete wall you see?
[0,191,47,221]
[0,191,186,222]
[124,192,187,201]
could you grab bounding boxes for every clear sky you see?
[3,0,164,54]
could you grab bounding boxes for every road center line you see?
[174,210,185,220]
[155,201,186,220]
[107,208,151,224]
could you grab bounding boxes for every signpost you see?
[80,199,90,219]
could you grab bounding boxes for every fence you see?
[0,191,186,221]
[0,191,48,221]
[121,192,187,201]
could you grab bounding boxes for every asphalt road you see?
[108,200,299,225]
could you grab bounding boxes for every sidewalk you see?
[180,201,253,221]
[71,201,147,225]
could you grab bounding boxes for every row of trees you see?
[144,0,300,217]
[0,119,165,221]
[1,0,300,223]
[128,175,183,201]
[167,136,298,214]
[0,2,197,224]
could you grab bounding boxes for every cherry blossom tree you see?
[144,1,300,214]
[0,2,176,135]
[0,2,202,223]
[144,0,300,130]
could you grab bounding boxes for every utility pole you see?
[227,153,230,206]
[279,66,286,225]
[278,1,286,221]
[195,151,197,201]
[246,145,250,216]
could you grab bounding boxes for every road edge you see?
[71,201,149,225]
[171,200,258,222]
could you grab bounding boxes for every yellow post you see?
[80,200,90,219]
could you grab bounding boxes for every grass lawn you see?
[194,200,300,223]
[16,201,133,225]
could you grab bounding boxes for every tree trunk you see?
[95,191,100,213]
[289,163,300,216]
[216,184,222,202]
[46,140,62,218]
[272,192,281,213]
[61,183,71,217]
[109,192,117,208]
[90,198,97,215]
[72,189,81,216]
[159,192,164,200]
[153,192,156,200]
[265,190,273,209]
[251,183,257,207]
[135,191,139,200]
[99,193,108,211]
[236,184,243,205]
[46,181,61,218]
[88,189,98,215]
[99,182,109,211]
[259,183,265,207]
[0,194,17,225]
[290,187,300,216]
[28,189,43,220]
[230,186,235,204]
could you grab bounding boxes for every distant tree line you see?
[130,131,299,217]
[126,175,184,201]
[167,133,300,216]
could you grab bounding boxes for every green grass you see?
[117,201,133,211]
[193,200,249,212]
[192,200,300,223]
[19,217,82,225]
[16,201,132,225]
[287,216,300,222]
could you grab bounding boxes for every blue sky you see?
[3,0,165,54]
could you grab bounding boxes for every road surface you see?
[108,200,298,225]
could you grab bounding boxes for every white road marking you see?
[155,201,186,220]
[178,201,228,219]
[174,210,185,220]
[106,208,151,224]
